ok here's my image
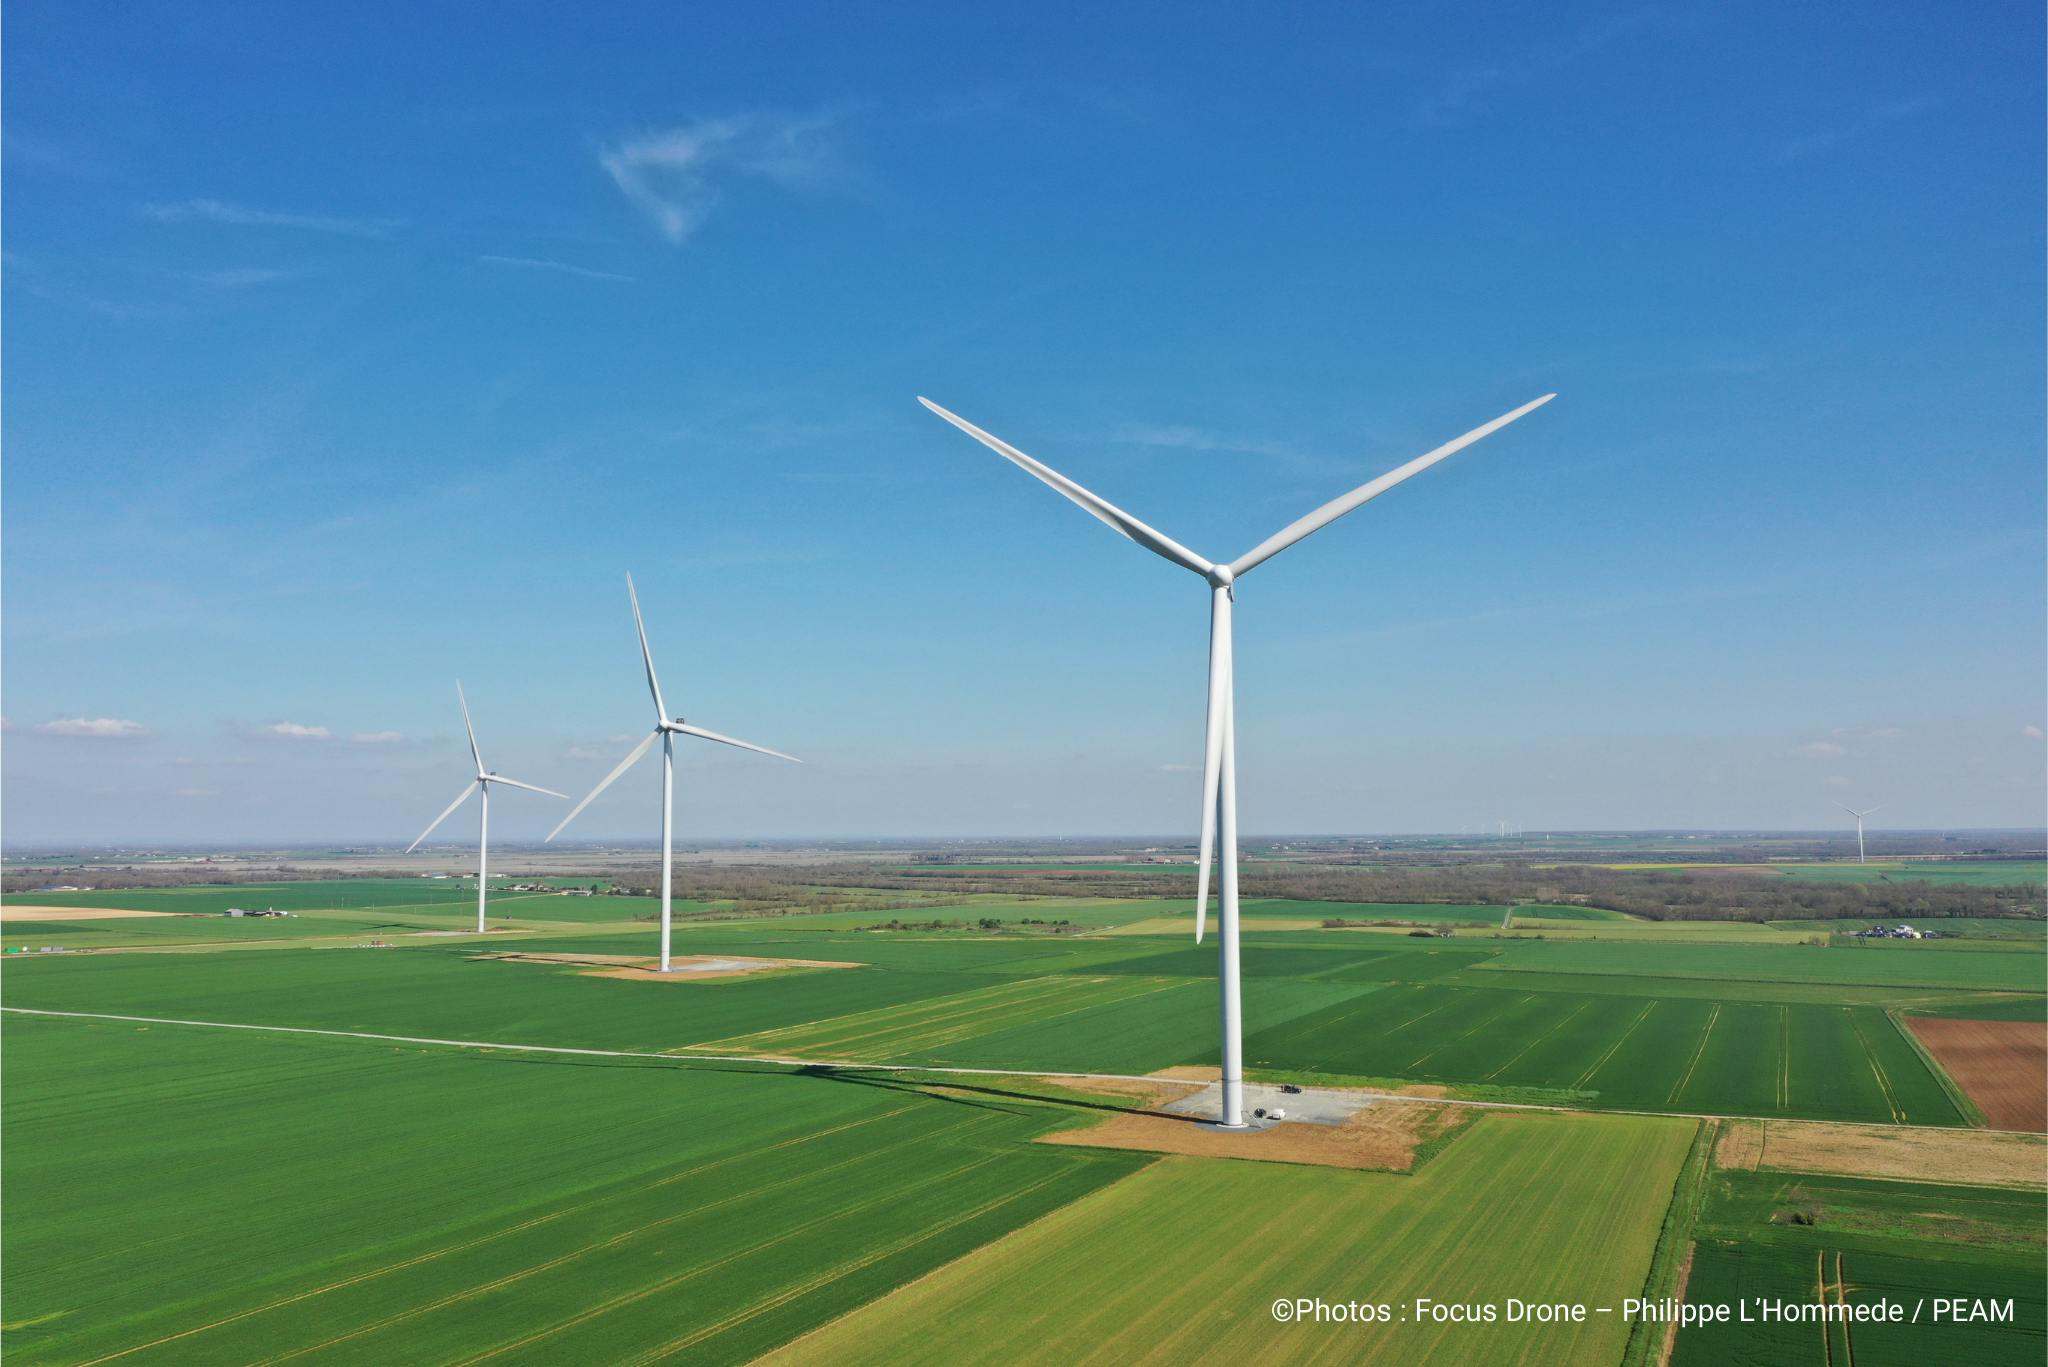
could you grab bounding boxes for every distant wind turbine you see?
[922,391,1553,1127]
[549,574,800,971]
[406,682,567,934]
[1839,804,1880,863]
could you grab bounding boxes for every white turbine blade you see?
[485,774,569,799]
[1229,394,1556,578]
[1192,615,1231,944]
[918,397,1213,577]
[407,781,478,854]
[456,680,484,775]
[547,730,659,841]
[626,572,668,722]
[670,722,801,764]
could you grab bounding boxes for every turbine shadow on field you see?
[806,1066,1207,1125]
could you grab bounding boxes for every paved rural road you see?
[0,1005,1985,1131]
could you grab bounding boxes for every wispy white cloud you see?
[1780,96,1938,163]
[1157,762,1198,774]
[142,198,402,237]
[566,735,637,761]
[259,721,331,740]
[1418,11,1658,125]
[2025,724,2045,741]
[34,717,148,738]
[1794,740,1846,758]
[351,730,405,745]
[1823,775,1852,787]
[184,266,298,288]
[172,787,220,799]
[598,112,842,245]
[1109,422,1299,462]
[478,254,637,284]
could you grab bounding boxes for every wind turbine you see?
[548,574,800,971]
[1839,804,1880,863]
[406,682,567,934]
[922,391,1554,1127]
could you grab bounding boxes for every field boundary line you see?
[1884,1007,1985,1127]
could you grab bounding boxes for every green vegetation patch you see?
[1671,1170,2046,1366]
[1,1013,1147,1365]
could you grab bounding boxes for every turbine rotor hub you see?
[1206,564,1235,589]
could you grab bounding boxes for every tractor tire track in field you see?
[1484,998,1592,1081]
[248,1109,1007,1366]
[442,1146,1037,1366]
[1777,1007,1791,1109]
[620,1170,1075,1366]
[1574,1000,1657,1090]
[1406,994,1537,1071]
[69,1103,929,1366]
[1844,1009,1906,1123]
[1665,1004,1721,1106]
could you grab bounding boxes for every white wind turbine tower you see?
[922,391,1554,1127]
[406,682,567,934]
[1839,804,1880,863]
[548,574,800,971]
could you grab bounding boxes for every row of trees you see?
[9,854,2039,925]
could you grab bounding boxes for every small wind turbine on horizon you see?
[548,574,800,972]
[406,682,567,934]
[1839,804,1880,863]
[922,390,1554,1128]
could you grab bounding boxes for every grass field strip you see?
[6,1005,1952,1134]
[693,975,1196,1058]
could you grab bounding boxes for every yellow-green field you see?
[769,1111,1695,1366]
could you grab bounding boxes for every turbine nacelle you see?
[921,390,1555,943]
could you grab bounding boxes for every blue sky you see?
[5,2,2042,845]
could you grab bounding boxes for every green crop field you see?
[1671,1171,2045,1366]
[1512,903,1638,922]
[1766,860,2048,887]
[2,1012,1150,1365]
[1471,940,2048,992]
[1232,984,1963,1123]
[766,1111,1693,1366]
[1,900,2007,1124]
